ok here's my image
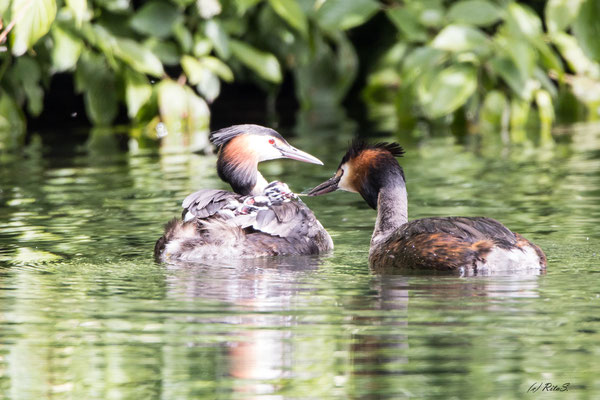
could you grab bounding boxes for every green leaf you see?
[505,3,542,40]
[51,24,83,72]
[489,56,537,101]
[145,38,181,66]
[235,0,262,15]
[417,64,477,118]
[268,0,308,36]
[201,56,234,82]
[197,71,220,103]
[76,52,118,125]
[182,56,208,84]
[414,0,444,28]
[533,67,557,98]
[533,37,564,75]
[158,79,188,128]
[65,0,90,26]
[316,0,379,32]
[91,25,164,76]
[535,89,554,142]
[205,20,230,59]
[509,98,530,142]
[183,55,233,84]
[480,90,508,128]
[552,32,600,76]
[114,39,164,76]
[13,57,43,116]
[573,0,600,62]
[230,40,282,83]
[171,0,193,6]
[495,33,536,81]
[157,80,210,140]
[173,22,193,53]
[447,0,503,27]
[94,0,130,12]
[431,25,491,54]
[193,35,213,57]
[386,7,428,42]
[0,93,26,151]
[182,55,221,101]
[184,87,210,128]
[545,0,584,34]
[569,75,600,104]
[402,47,446,84]
[10,0,57,56]
[124,68,153,119]
[130,1,181,39]
[374,42,409,70]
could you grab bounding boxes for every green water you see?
[1,126,600,399]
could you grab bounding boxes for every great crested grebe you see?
[308,140,547,273]
[155,124,333,262]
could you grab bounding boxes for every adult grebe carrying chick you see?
[308,140,546,273]
[155,124,333,262]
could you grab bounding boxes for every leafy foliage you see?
[0,0,380,151]
[1,0,600,151]
[364,0,600,140]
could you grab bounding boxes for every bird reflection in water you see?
[161,255,543,398]
[163,255,322,397]
[344,272,542,397]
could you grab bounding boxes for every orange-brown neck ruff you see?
[347,148,406,210]
[348,149,379,191]
[217,135,261,196]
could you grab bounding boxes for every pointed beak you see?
[278,144,323,165]
[307,175,341,196]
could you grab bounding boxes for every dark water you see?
[1,126,600,399]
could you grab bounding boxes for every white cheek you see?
[338,165,357,193]
[246,136,280,161]
[258,146,281,161]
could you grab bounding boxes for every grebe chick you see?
[308,140,547,273]
[155,124,333,262]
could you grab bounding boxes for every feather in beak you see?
[307,175,341,196]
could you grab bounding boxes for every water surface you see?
[1,127,599,399]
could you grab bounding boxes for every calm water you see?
[1,126,600,399]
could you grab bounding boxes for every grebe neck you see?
[251,171,269,195]
[371,183,408,247]
[217,145,267,196]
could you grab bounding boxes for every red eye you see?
[268,138,275,145]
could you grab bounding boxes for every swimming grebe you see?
[155,124,333,262]
[308,140,547,273]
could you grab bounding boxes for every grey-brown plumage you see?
[154,189,332,261]
[181,189,235,220]
[155,124,332,262]
[369,216,546,273]
[308,140,547,273]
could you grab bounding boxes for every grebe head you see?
[210,124,323,195]
[308,140,405,209]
